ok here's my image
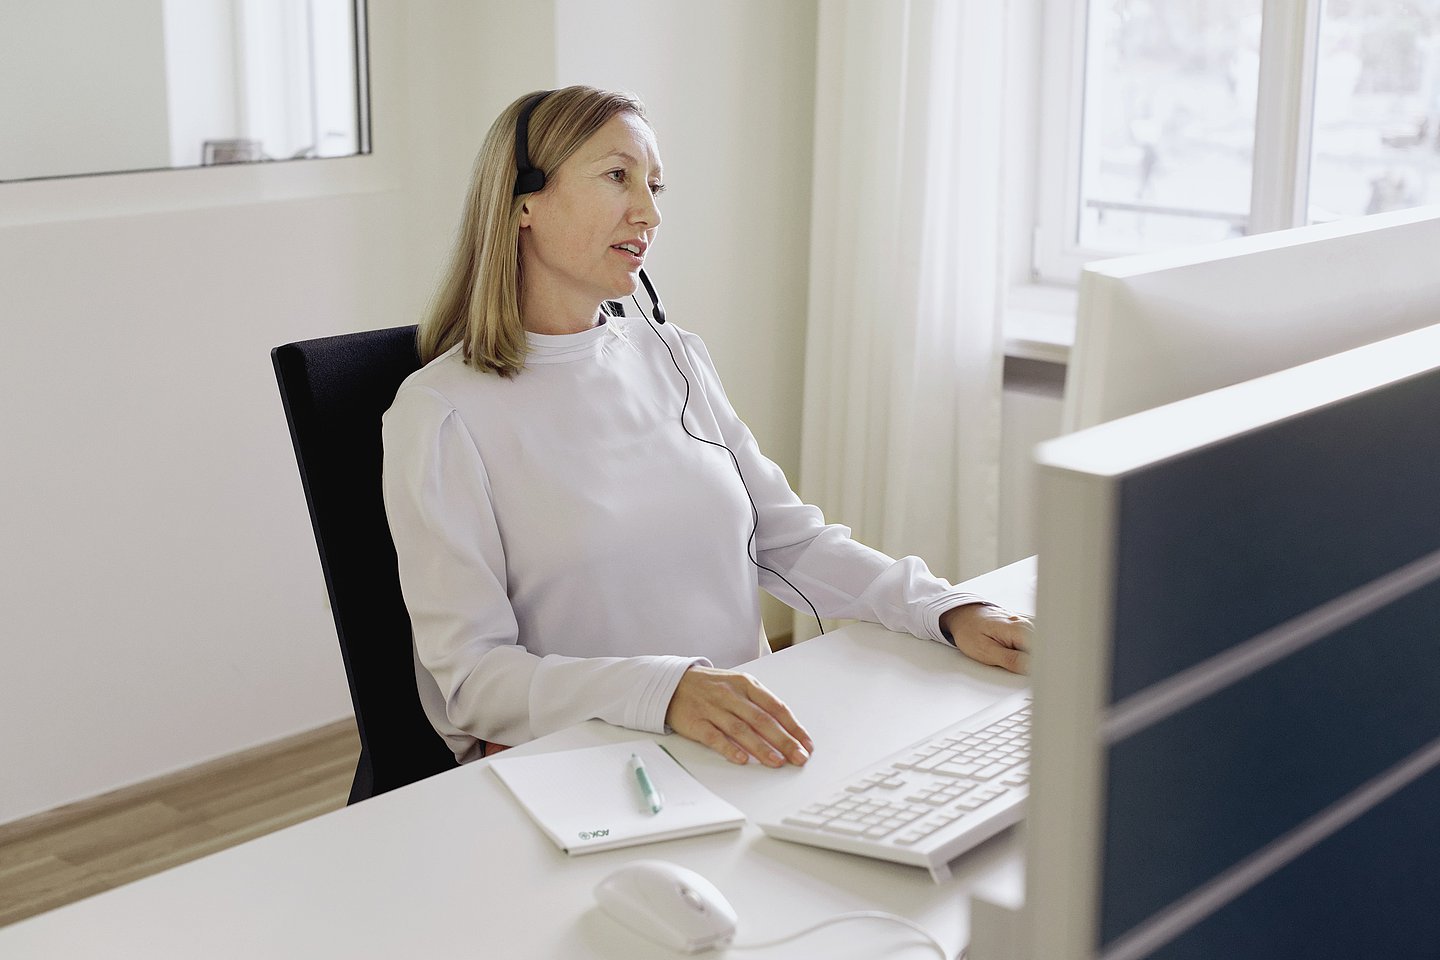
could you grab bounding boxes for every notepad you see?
[490,739,746,855]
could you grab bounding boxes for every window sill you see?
[1003,283,1076,365]
[0,152,399,230]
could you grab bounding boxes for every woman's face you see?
[518,111,664,328]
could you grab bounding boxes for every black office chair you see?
[272,325,456,802]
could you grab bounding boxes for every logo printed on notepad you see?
[579,829,611,841]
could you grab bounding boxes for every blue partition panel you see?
[1151,763,1440,959]
[1094,367,1440,957]
[1106,370,1440,705]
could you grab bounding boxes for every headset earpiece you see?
[514,167,545,196]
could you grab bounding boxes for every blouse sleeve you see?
[381,385,705,749]
[675,332,988,645]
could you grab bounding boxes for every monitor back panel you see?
[1063,206,1440,432]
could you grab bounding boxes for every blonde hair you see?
[418,86,650,376]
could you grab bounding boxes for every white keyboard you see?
[758,690,1032,882]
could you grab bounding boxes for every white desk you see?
[0,559,1035,959]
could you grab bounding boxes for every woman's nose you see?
[632,189,661,229]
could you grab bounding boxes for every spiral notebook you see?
[490,739,746,855]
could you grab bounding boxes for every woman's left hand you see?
[940,603,1033,675]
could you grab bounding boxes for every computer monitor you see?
[1061,204,1440,433]
[1023,323,1440,960]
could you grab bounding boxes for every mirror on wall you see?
[0,0,370,183]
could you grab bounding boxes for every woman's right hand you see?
[665,665,813,767]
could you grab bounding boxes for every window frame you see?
[1032,0,1324,285]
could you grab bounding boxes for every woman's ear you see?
[518,188,547,229]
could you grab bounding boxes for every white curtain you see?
[798,0,1008,637]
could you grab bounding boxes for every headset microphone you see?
[638,269,666,324]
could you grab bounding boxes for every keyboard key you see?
[934,761,983,777]
[972,762,1014,780]
[915,753,957,772]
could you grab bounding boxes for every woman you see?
[382,86,1031,769]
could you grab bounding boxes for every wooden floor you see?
[0,719,360,929]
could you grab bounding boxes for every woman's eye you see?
[649,182,666,196]
[608,169,627,184]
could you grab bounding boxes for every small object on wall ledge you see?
[202,139,265,166]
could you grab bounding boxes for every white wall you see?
[0,0,172,181]
[0,0,820,824]
[0,192,396,824]
[555,0,819,637]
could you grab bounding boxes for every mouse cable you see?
[631,297,825,637]
[728,909,965,959]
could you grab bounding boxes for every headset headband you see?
[513,90,553,197]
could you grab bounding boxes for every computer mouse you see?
[594,859,739,953]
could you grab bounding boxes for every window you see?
[1034,0,1440,283]
[0,0,370,183]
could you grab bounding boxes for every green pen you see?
[629,752,664,815]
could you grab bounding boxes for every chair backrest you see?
[271,326,455,802]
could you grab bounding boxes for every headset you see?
[512,90,822,635]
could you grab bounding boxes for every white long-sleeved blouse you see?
[381,317,982,762]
